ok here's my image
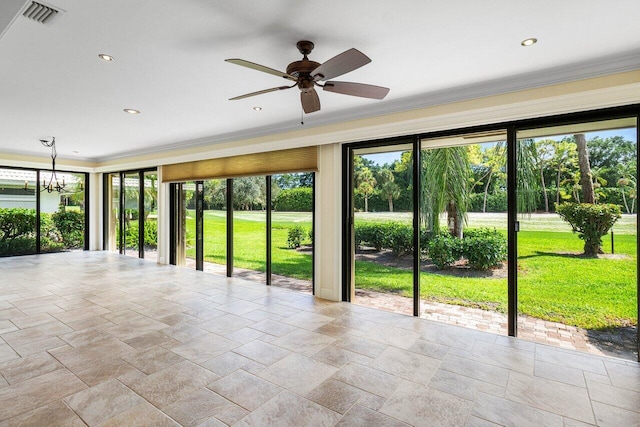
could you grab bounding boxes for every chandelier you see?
[40,137,66,193]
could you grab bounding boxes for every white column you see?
[88,172,102,250]
[156,166,170,264]
[314,143,343,301]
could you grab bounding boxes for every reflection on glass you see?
[516,120,637,359]
[0,168,37,256]
[271,173,313,293]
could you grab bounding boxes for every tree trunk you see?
[482,170,492,213]
[364,195,368,213]
[540,166,549,212]
[575,133,595,204]
[447,201,463,238]
[556,168,561,207]
[388,195,394,212]
[621,188,630,214]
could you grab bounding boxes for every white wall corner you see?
[88,172,102,250]
[156,166,169,265]
[314,143,343,301]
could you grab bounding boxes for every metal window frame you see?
[342,104,640,360]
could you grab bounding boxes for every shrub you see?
[384,222,413,256]
[428,234,462,269]
[0,208,37,242]
[123,220,158,249]
[355,223,388,251]
[462,228,507,269]
[52,210,84,248]
[556,202,621,256]
[287,225,307,248]
[0,236,36,256]
[274,188,313,211]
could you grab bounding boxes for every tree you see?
[355,167,376,212]
[377,168,401,212]
[534,139,556,212]
[551,139,578,206]
[422,146,470,238]
[233,176,264,210]
[203,180,226,209]
[575,134,595,204]
[556,203,621,257]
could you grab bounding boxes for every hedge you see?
[274,188,313,212]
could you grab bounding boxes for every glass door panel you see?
[352,145,414,316]
[143,171,158,260]
[271,173,313,293]
[516,118,637,359]
[202,179,227,275]
[0,169,37,256]
[233,176,267,282]
[420,132,508,334]
[123,172,140,258]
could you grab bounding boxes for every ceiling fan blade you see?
[301,89,320,114]
[229,85,293,100]
[225,59,297,82]
[323,81,390,99]
[312,48,371,81]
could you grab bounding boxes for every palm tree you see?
[377,168,401,212]
[422,146,470,238]
[356,167,376,212]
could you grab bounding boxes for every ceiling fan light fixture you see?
[520,37,537,47]
[123,108,140,114]
[98,53,114,62]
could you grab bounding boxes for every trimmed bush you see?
[52,210,84,248]
[355,223,388,251]
[556,202,621,256]
[462,228,507,269]
[287,225,307,248]
[384,222,413,256]
[428,234,462,269]
[123,220,158,249]
[274,188,313,212]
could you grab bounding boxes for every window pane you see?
[0,169,37,256]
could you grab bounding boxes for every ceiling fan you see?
[225,40,389,114]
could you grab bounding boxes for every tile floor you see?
[0,252,639,426]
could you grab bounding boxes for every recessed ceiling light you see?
[521,38,538,47]
[253,106,262,111]
[98,54,114,62]
[123,109,140,114]
[72,150,79,154]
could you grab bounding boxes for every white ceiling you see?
[1,0,639,162]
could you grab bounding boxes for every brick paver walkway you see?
[171,256,637,361]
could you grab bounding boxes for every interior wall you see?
[314,143,343,301]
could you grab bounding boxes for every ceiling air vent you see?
[22,1,59,24]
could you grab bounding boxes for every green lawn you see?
[186,210,313,280]
[188,210,637,330]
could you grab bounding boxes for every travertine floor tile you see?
[163,388,246,427]
[233,391,341,427]
[0,252,636,427]
[208,369,281,411]
[0,369,87,421]
[258,353,338,395]
[64,379,145,426]
[0,399,86,427]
